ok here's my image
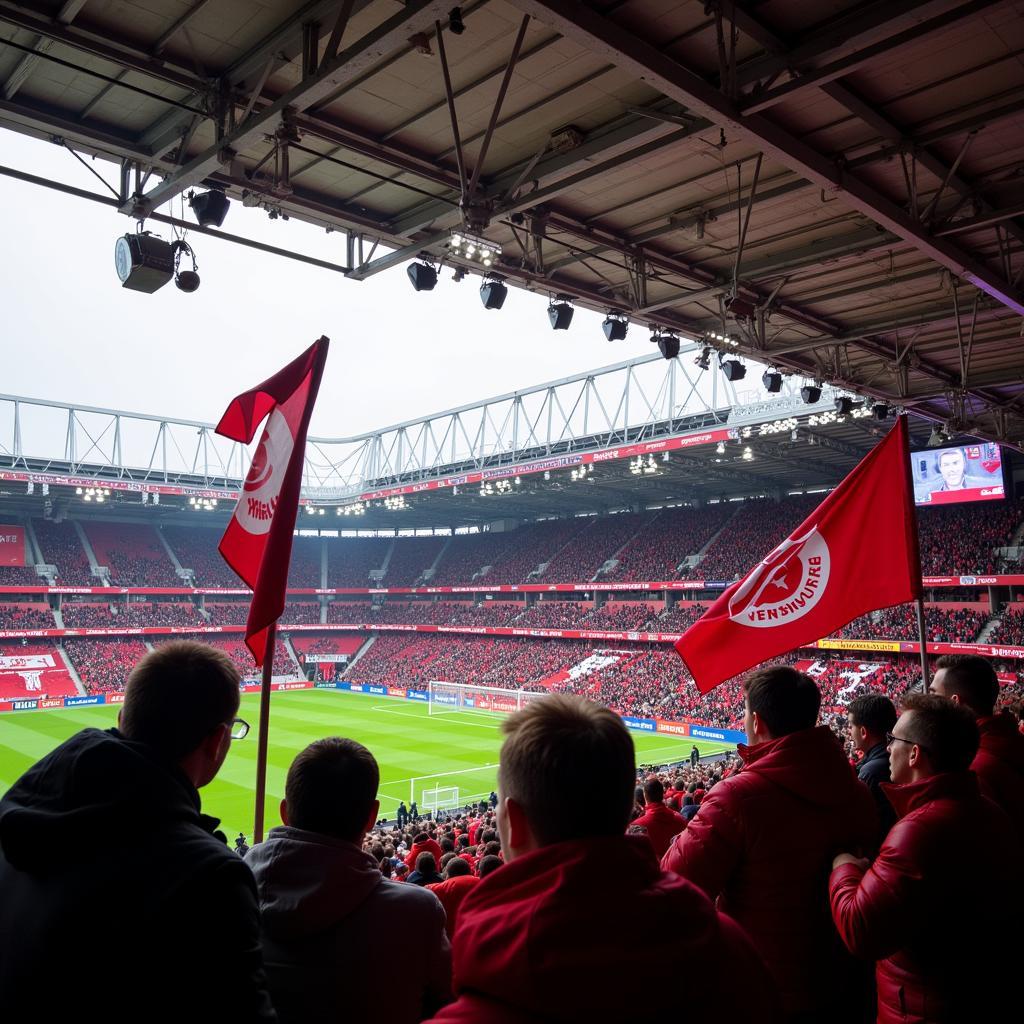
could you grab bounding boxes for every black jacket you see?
[0,728,276,1022]
[857,741,897,842]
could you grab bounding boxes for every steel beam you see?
[510,0,1024,317]
[127,0,449,216]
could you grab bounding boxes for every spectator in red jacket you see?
[661,666,877,1023]
[628,776,686,857]
[929,653,1024,839]
[427,857,479,940]
[426,694,777,1023]
[829,693,1020,1023]
[405,831,444,872]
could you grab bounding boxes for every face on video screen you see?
[911,441,1003,507]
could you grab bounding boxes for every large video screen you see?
[911,442,1005,507]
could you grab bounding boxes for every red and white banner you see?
[676,417,922,693]
[0,653,55,670]
[217,338,329,666]
[0,525,25,567]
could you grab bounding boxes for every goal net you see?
[421,786,461,814]
[427,680,548,718]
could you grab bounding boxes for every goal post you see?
[427,680,548,717]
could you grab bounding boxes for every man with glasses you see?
[829,692,1020,1023]
[0,640,276,1022]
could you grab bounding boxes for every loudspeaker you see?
[114,234,175,293]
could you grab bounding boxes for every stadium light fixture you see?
[761,370,783,393]
[652,329,680,360]
[720,358,746,381]
[407,261,438,292]
[548,294,574,330]
[188,188,230,228]
[716,441,726,454]
[448,231,500,267]
[873,403,891,421]
[479,274,507,310]
[742,446,754,461]
[800,384,822,404]
[602,310,629,342]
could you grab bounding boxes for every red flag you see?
[217,338,329,666]
[676,416,921,693]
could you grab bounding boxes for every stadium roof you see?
[2,0,1023,452]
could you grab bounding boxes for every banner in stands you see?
[690,725,747,744]
[0,525,25,566]
[620,715,657,732]
[302,653,350,663]
[1,575,1019,597]
[0,654,55,669]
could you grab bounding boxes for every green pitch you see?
[0,690,734,839]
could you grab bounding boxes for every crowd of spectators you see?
[0,603,54,629]
[540,513,650,583]
[382,537,447,587]
[32,519,93,584]
[63,637,149,692]
[916,498,1024,574]
[162,526,239,586]
[585,603,655,631]
[603,505,734,582]
[84,522,182,587]
[0,565,41,585]
[287,536,323,588]
[655,604,708,632]
[830,603,987,643]
[682,495,819,581]
[324,536,391,587]
[427,531,523,586]
[986,607,1024,646]
[185,636,297,677]
[278,602,322,625]
[118,602,205,628]
[60,602,115,627]
[513,601,588,630]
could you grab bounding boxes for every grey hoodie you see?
[247,825,451,1023]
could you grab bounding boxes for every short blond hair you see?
[499,694,635,845]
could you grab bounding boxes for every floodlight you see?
[872,403,891,421]
[800,385,822,404]
[407,261,438,291]
[188,188,230,228]
[653,331,680,360]
[602,310,629,341]
[721,359,746,381]
[480,275,507,310]
[762,370,782,393]
[548,294,574,330]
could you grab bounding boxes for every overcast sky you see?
[1,131,669,447]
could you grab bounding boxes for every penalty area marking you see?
[369,703,508,731]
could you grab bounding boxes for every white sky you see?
[1,131,663,441]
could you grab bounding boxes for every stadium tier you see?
[0,642,77,699]
[62,638,149,693]
[30,519,93,584]
[84,521,181,587]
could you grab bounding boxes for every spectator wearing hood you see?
[246,738,450,1024]
[426,694,777,1023]
[662,666,877,1022]
[0,640,275,1022]
[405,831,444,872]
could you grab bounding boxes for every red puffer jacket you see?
[405,838,444,872]
[973,711,1024,841]
[426,835,778,1023]
[661,726,877,1018]
[829,771,1020,1023]
[627,800,687,857]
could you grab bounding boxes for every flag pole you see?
[900,414,929,690]
[253,621,276,844]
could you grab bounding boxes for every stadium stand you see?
[656,604,710,632]
[287,535,322,588]
[118,602,204,627]
[0,604,54,629]
[603,505,735,582]
[0,566,41,585]
[540,512,650,582]
[986,607,1024,646]
[278,602,322,625]
[84,522,180,587]
[162,526,239,586]
[325,536,391,586]
[382,536,447,586]
[830,603,988,643]
[32,519,93,584]
[916,499,1024,574]
[204,602,250,625]
[60,602,115,627]
[62,638,149,693]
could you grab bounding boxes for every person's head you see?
[118,640,241,787]
[444,855,472,879]
[742,666,821,744]
[930,654,999,717]
[937,448,966,488]
[415,851,437,876]
[847,693,898,752]
[477,854,502,879]
[643,776,664,805]
[440,836,455,853]
[413,831,429,845]
[682,795,694,807]
[280,737,380,843]
[888,692,979,785]
[497,694,635,860]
